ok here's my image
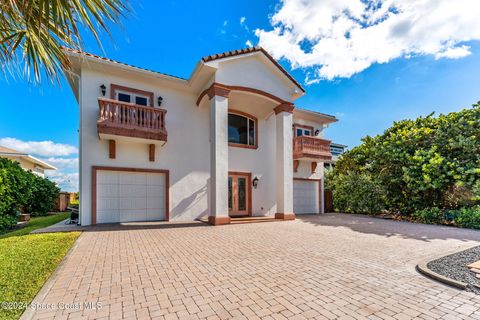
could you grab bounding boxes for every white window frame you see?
[115,90,151,106]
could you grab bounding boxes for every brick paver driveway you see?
[26,214,480,320]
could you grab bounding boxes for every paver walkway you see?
[25,214,480,319]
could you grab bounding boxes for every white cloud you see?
[435,45,472,60]
[41,157,78,170]
[0,137,78,156]
[255,0,480,82]
[47,172,79,192]
[246,40,253,48]
[240,16,250,32]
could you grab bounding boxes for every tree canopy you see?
[327,103,480,215]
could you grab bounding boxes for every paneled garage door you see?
[96,170,166,223]
[293,179,319,214]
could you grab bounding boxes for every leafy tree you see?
[0,158,60,231]
[328,104,480,214]
[0,0,129,82]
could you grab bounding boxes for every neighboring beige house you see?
[0,145,57,178]
[324,142,348,170]
[64,47,338,226]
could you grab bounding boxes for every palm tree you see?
[0,0,129,83]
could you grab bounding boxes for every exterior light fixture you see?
[100,84,106,96]
[314,129,320,136]
[157,96,163,106]
[252,176,259,189]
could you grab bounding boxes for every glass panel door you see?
[228,177,233,210]
[237,178,246,211]
[228,173,250,217]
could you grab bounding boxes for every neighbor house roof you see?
[0,145,57,170]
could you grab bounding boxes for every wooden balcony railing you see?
[97,98,167,141]
[293,136,332,160]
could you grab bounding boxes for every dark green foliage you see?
[412,207,444,224]
[325,171,386,214]
[25,175,60,216]
[328,104,480,217]
[452,206,480,229]
[0,158,60,230]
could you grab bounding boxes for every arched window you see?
[228,112,257,148]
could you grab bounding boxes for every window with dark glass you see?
[228,113,256,146]
[135,96,148,106]
[115,91,149,106]
[118,92,131,103]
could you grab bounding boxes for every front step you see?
[198,216,281,225]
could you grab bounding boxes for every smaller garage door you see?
[96,169,167,223]
[293,180,319,214]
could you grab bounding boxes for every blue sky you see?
[0,0,479,191]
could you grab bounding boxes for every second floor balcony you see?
[293,136,332,161]
[97,98,167,142]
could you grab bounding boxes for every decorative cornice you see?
[206,83,230,100]
[196,82,292,107]
[274,103,295,114]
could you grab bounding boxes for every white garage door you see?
[96,170,166,223]
[293,180,319,214]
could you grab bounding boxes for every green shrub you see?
[26,175,60,216]
[0,211,17,232]
[328,104,480,215]
[453,206,480,229]
[0,158,60,229]
[327,171,386,214]
[413,207,444,224]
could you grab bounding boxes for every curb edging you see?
[416,258,468,290]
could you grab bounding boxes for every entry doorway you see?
[228,172,251,217]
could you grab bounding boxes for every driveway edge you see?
[20,232,84,320]
[416,254,468,290]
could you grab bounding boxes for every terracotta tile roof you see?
[64,46,305,92]
[0,145,25,155]
[63,47,187,81]
[201,46,305,92]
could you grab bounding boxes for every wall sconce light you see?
[157,96,163,106]
[314,129,320,136]
[252,176,259,189]
[100,84,106,96]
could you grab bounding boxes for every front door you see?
[228,172,251,217]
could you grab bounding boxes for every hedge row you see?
[0,158,59,232]
[326,104,480,228]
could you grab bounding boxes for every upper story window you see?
[294,124,313,137]
[111,84,154,107]
[228,112,257,148]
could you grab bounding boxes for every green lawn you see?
[0,213,80,320]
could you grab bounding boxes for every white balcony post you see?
[208,85,231,225]
[274,103,295,220]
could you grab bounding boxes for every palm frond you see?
[0,0,130,83]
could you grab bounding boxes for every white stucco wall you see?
[79,67,211,225]
[76,54,333,224]
[213,56,294,103]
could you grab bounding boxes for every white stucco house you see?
[0,145,57,178]
[64,47,338,226]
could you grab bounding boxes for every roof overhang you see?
[0,152,57,170]
[293,108,338,124]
